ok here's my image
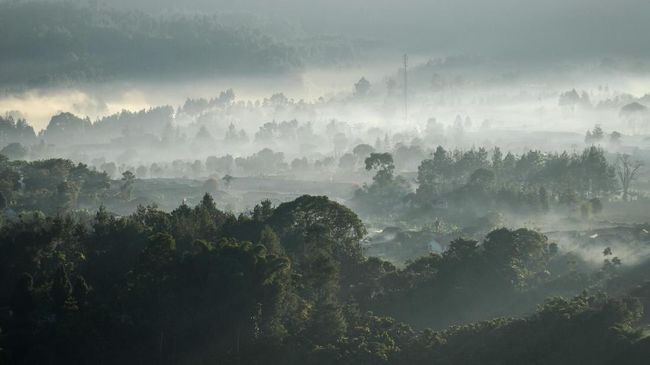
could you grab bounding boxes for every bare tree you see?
[616,154,642,201]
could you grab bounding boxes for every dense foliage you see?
[0,194,648,364]
[0,116,37,149]
[0,1,301,86]
[354,145,619,230]
[0,156,110,215]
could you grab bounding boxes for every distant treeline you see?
[0,1,306,85]
[0,90,319,150]
[357,146,617,207]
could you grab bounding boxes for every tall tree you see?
[121,170,136,200]
[365,153,395,186]
[616,154,642,201]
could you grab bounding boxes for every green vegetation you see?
[0,116,36,148]
[2,2,650,363]
[354,145,620,230]
[0,1,301,86]
[0,155,110,215]
[0,193,648,364]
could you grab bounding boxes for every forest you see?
[0,191,648,364]
[0,1,358,86]
[2,0,650,364]
[0,150,649,364]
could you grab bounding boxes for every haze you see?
[1,1,649,364]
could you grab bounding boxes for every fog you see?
[1,2,650,362]
[3,0,650,234]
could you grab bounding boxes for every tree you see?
[136,165,148,178]
[585,125,604,144]
[259,225,283,254]
[338,153,356,170]
[539,187,550,213]
[492,147,503,170]
[0,115,36,146]
[610,131,622,144]
[0,190,6,210]
[203,178,219,192]
[431,146,453,184]
[482,228,551,290]
[101,162,118,178]
[559,89,590,110]
[354,77,371,97]
[195,125,213,143]
[616,154,642,201]
[269,195,366,271]
[416,158,439,200]
[306,296,347,344]
[592,125,604,142]
[50,265,75,311]
[590,197,603,214]
[580,146,616,196]
[352,144,375,160]
[41,112,91,143]
[57,180,81,211]
[253,199,274,222]
[365,153,395,185]
[0,142,28,160]
[2,192,650,364]
[121,170,136,200]
[468,168,495,189]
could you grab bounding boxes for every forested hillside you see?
[2,1,650,363]
[0,191,648,364]
[0,1,303,86]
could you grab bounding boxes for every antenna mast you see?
[403,54,408,124]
